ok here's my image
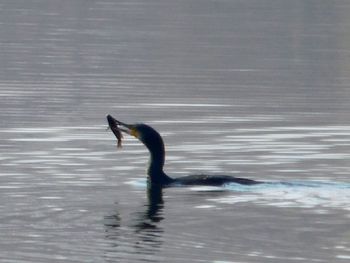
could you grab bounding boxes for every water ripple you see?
[207,181,350,210]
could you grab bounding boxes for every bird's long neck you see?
[145,139,173,185]
[148,148,165,175]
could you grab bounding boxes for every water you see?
[1,0,350,262]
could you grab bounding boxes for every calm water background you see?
[1,0,350,262]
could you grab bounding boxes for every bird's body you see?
[172,174,259,186]
[107,115,261,187]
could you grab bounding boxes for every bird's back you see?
[172,174,260,186]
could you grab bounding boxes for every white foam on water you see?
[207,181,350,210]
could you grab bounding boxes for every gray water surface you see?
[1,1,350,262]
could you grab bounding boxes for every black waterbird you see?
[107,114,261,187]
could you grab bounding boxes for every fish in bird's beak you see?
[106,115,138,147]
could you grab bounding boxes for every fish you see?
[107,115,123,148]
[114,126,123,148]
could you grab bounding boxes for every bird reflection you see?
[104,183,165,259]
[134,183,164,230]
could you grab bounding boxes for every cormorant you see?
[107,114,261,187]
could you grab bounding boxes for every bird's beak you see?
[106,115,139,137]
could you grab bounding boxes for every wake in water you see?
[127,178,350,210]
[206,180,350,210]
